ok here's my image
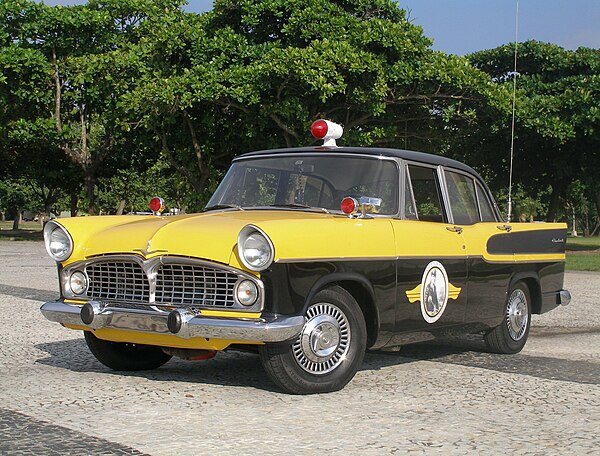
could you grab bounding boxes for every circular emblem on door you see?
[420,261,449,323]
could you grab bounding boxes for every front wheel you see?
[485,282,531,354]
[84,331,172,371]
[259,286,367,394]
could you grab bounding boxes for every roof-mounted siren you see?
[310,119,343,147]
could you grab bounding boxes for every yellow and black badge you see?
[406,261,461,323]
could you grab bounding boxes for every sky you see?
[41,0,600,55]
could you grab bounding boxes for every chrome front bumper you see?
[40,300,305,343]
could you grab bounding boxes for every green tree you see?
[124,0,500,208]
[1,0,185,214]
[467,41,600,222]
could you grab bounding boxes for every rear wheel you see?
[485,282,531,354]
[259,286,367,394]
[84,331,172,371]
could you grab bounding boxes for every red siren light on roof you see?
[149,197,165,215]
[310,119,343,147]
[311,119,328,139]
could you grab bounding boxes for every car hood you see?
[57,210,395,269]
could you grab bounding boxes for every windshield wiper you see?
[268,204,330,213]
[203,204,244,212]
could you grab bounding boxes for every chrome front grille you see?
[87,261,150,302]
[75,256,262,311]
[155,264,237,307]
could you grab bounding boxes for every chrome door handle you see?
[446,226,463,234]
[497,225,512,232]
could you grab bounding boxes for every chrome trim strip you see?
[437,164,454,224]
[275,255,565,264]
[232,152,399,162]
[276,256,398,263]
[41,300,305,342]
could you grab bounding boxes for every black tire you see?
[259,286,367,394]
[485,281,531,354]
[84,331,172,371]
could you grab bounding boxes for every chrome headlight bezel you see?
[69,270,88,295]
[234,279,259,306]
[43,221,73,262]
[237,225,275,272]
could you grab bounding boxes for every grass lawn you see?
[0,221,43,241]
[566,236,600,272]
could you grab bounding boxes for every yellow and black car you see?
[41,120,570,394]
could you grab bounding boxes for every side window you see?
[445,171,479,225]
[407,165,445,222]
[476,182,497,222]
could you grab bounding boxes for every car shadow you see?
[35,338,281,392]
[34,336,491,392]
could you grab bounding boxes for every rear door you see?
[443,169,512,323]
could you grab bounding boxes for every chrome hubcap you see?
[506,289,528,341]
[293,303,350,375]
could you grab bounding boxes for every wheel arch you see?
[302,273,379,348]
[509,272,542,315]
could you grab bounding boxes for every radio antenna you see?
[507,0,519,222]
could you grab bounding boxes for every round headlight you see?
[69,271,88,295]
[43,222,73,262]
[238,225,274,272]
[235,279,258,306]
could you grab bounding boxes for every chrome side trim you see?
[276,256,397,263]
[275,254,565,264]
[40,300,305,343]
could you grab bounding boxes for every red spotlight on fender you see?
[149,197,165,215]
[340,197,358,215]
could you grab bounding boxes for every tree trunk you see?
[12,209,21,230]
[545,185,562,222]
[594,191,600,233]
[84,171,96,215]
[116,200,126,216]
[70,191,79,217]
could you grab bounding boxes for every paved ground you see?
[0,241,598,455]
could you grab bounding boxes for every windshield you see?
[207,155,399,215]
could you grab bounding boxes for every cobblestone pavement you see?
[1,241,598,455]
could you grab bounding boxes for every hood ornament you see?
[134,239,168,257]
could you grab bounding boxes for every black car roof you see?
[237,146,479,177]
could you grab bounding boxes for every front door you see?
[392,164,469,333]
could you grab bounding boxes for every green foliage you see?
[466,41,600,222]
[94,157,201,214]
[1,0,598,233]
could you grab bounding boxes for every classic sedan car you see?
[41,120,570,394]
